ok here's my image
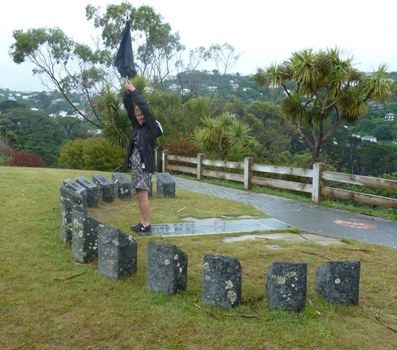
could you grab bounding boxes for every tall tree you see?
[208,43,241,75]
[86,2,184,89]
[9,2,183,126]
[10,27,110,127]
[252,48,393,165]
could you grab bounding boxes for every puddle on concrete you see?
[219,232,343,246]
[180,215,261,221]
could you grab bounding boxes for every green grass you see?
[1,166,397,349]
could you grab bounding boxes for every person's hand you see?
[124,80,136,92]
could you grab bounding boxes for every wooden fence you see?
[158,150,397,209]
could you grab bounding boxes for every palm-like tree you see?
[253,48,393,165]
[193,115,258,160]
[95,84,130,149]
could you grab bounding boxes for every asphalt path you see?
[173,177,397,249]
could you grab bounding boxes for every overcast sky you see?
[1,0,396,92]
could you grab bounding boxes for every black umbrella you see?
[114,21,137,78]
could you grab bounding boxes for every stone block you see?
[75,176,99,208]
[112,173,132,199]
[147,241,188,294]
[315,260,361,305]
[63,178,87,207]
[92,174,115,203]
[71,209,100,263]
[202,255,242,308]
[98,225,137,279]
[60,197,86,244]
[266,262,307,311]
[60,185,85,207]
[156,172,175,198]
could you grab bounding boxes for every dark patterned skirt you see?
[130,148,152,191]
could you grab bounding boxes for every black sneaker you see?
[132,223,151,233]
[130,223,142,231]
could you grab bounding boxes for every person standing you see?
[123,80,161,233]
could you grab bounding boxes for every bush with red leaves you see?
[163,139,202,157]
[9,150,45,167]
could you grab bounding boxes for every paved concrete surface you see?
[149,177,397,249]
[148,218,290,237]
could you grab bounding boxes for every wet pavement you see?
[147,218,290,237]
[147,177,397,249]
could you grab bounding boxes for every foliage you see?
[163,138,202,157]
[9,149,45,167]
[244,100,301,160]
[58,137,125,171]
[252,48,393,164]
[9,27,109,127]
[0,125,21,150]
[193,114,258,160]
[0,143,15,165]
[0,142,44,167]
[208,43,242,75]
[87,2,184,89]
[0,108,66,166]
[0,100,26,111]
[95,84,130,149]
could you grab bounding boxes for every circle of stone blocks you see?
[202,255,242,308]
[112,173,132,200]
[147,241,188,294]
[71,209,100,263]
[75,176,100,208]
[156,172,175,198]
[315,260,361,305]
[266,262,308,311]
[98,224,137,279]
[92,174,115,203]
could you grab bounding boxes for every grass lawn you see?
[1,166,397,350]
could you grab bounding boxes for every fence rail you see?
[159,150,397,209]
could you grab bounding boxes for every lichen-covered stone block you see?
[60,196,86,244]
[92,174,115,203]
[60,185,85,207]
[112,173,132,200]
[266,262,307,311]
[97,225,137,279]
[75,176,99,208]
[202,255,242,308]
[147,241,188,294]
[316,260,361,305]
[156,172,175,198]
[71,209,100,263]
[63,178,88,207]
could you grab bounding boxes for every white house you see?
[361,135,377,143]
[384,113,396,121]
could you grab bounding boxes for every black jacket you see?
[123,89,159,173]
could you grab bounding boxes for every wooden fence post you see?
[312,162,325,203]
[154,148,161,173]
[244,157,254,190]
[162,149,169,173]
[197,153,205,180]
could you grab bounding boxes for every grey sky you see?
[1,0,396,91]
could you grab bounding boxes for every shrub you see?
[163,138,202,157]
[10,150,45,167]
[59,138,125,171]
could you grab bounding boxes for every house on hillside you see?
[361,135,377,143]
[368,101,385,110]
[384,113,396,121]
